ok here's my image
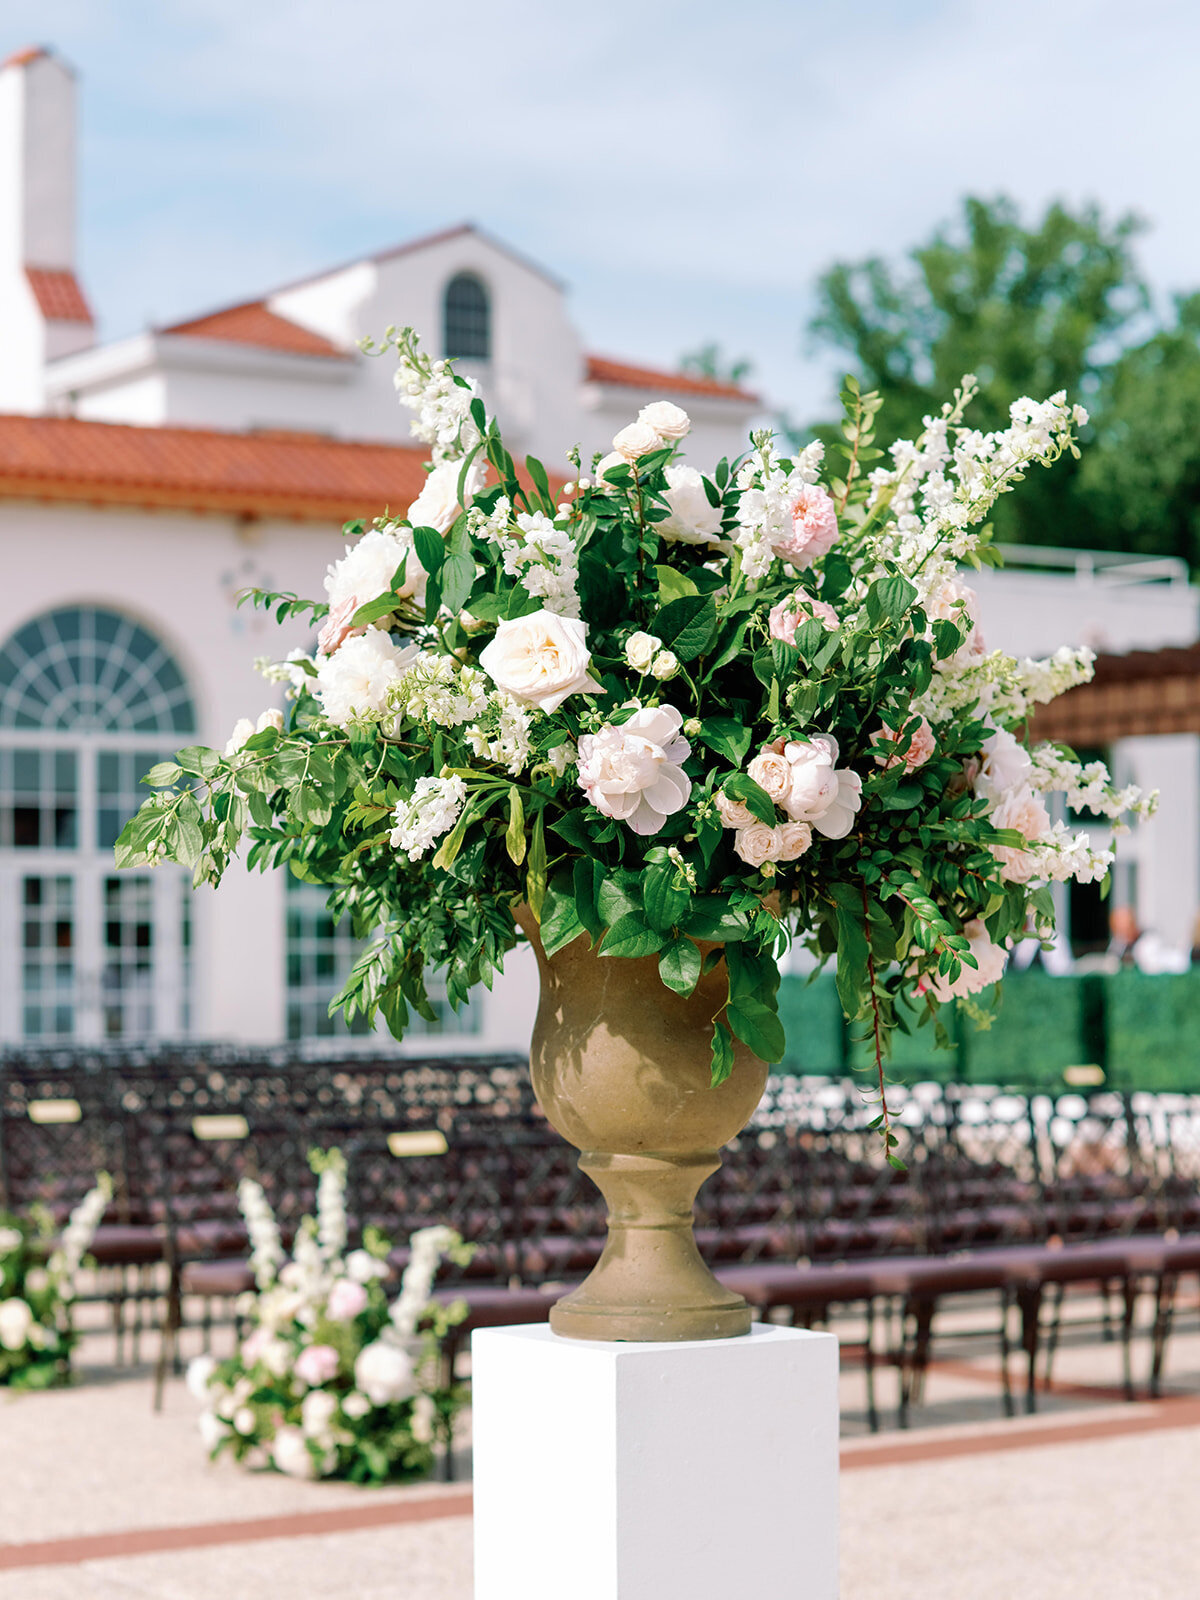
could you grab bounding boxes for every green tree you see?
[679,342,754,388]
[806,195,1149,548]
[1077,292,1200,567]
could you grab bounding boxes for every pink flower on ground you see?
[770,485,840,568]
[293,1343,340,1387]
[326,1278,369,1321]
[317,595,363,657]
[871,716,936,773]
[768,592,840,646]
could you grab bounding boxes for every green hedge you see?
[778,967,1200,1092]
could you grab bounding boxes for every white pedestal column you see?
[472,1323,839,1600]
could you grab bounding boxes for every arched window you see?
[0,606,195,1042]
[443,272,490,361]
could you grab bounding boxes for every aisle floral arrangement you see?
[0,1175,112,1389]
[117,331,1154,1151]
[187,1150,472,1483]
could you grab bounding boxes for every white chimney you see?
[0,46,94,413]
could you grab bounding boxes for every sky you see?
[9,0,1200,424]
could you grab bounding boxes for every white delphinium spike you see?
[48,1173,112,1296]
[389,1226,460,1339]
[315,1150,348,1266]
[238,1177,284,1291]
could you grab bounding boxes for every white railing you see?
[993,544,1190,589]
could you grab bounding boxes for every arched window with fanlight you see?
[442,272,491,361]
[0,606,196,1042]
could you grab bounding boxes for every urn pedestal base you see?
[473,1322,840,1600]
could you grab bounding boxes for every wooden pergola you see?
[1030,642,1200,744]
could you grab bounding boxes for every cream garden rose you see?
[612,420,663,460]
[659,465,725,546]
[637,400,690,441]
[577,704,692,836]
[407,456,486,534]
[479,610,604,712]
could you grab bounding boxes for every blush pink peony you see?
[293,1343,340,1387]
[768,592,840,646]
[770,485,840,568]
[871,716,936,773]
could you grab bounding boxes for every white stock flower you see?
[314,630,419,726]
[407,457,486,535]
[659,465,725,545]
[577,705,692,837]
[0,1297,33,1351]
[638,400,690,441]
[346,1249,388,1284]
[389,775,467,861]
[624,632,662,673]
[354,1341,416,1406]
[612,420,663,460]
[479,611,604,713]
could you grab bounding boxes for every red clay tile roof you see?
[25,267,93,325]
[163,301,348,359]
[3,46,50,69]
[0,414,427,523]
[585,354,757,403]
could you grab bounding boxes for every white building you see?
[0,46,1195,1058]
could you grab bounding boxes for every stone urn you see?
[514,906,769,1341]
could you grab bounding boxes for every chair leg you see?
[1150,1273,1177,1398]
[899,1297,934,1430]
[864,1296,879,1435]
[153,1264,181,1413]
[998,1287,1014,1419]
[1120,1276,1138,1402]
[1017,1284,1042,1414]
[438,1341,459,1484]
[1043,1281,1065,1391]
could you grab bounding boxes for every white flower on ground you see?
[923,918,1009,1001]
[479,611,604,713]
[326,1278,369,1321]
[624,632,662,673]
[389,775,467,861]
[198,1410,224,1451]
[407,457,486,535]
[577,704,693,837]
[638,400,690,441]
[0,1297,33,1351]
[301,1389,339,1441]
[354,1341,416,1406]
[293,1343,340,1387]
[659,465,725,546]
[346,1249,388,1284]
[314,630,419,726]
[271,1425,320,1480]
[186,1354,217,1403]
[612,420,662,460]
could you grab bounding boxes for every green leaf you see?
[411,525,445,577]
[726,997,786,1063]
[642,863,691,933]
[504,787,526,866]
[350,590,401,629]
[659,938,701,996]
[653,593,718,663]
[540,872,586,957]
[865,573,917,627]
[697,717,752,767]
[710,1021,736,1087]
[598,875,639,926]
[174,746,222,780]
[834,903,870,1020]
[526,810,548,918]
[441,516,476,615]
[722,772,775,826]
[686,898,751,942]
[142,762,182,788]
[654,564,700,603]
[600,913,662,960]
[572,858,605,939]
[525,455,553,507]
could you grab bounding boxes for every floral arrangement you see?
[187,1149,472,1483]
[117,334,1154,1150]
[0,1175,111,1389]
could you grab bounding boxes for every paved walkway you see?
[3,1309,1198,1598]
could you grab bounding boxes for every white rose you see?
[638,400,691,441]
[0,1297,33,1351]
[407,457,486,535]
[777,820,813,861]
[924,917,1009,1001]
[24,1268,49,1295]
[577,704,693,837]
[813,770,863,840]
[271,1424,320,1480]
[780,736,840,822]
[325,523,427,613]
[595,451,628,484]
[233,1406,257,1437]
[624,631,662,673]
[256,708,284,736]
[301,1388,339,1440]
[198,1410,225,1452]
[747,750,792,807]
[734,823,782,869]
[650,650,679,680]
[715,791,755,830]
[354,1340,416,1406]
[479,611,604,713]
[186,1354,217,1403]
[223,718,255,757]
[314,629,419,726]
[613,420,663,460]
[659,465,725,546]
[977,728,1032,801]
[0,1227,23,1255]
[342,1390,372,1421]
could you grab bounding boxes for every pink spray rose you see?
[770,485,840,568]
[293,1343,340,1387]
[768,592,840,646]
[317,595,363,657]
[871,716,936,773]
[326,1278,369,1320]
